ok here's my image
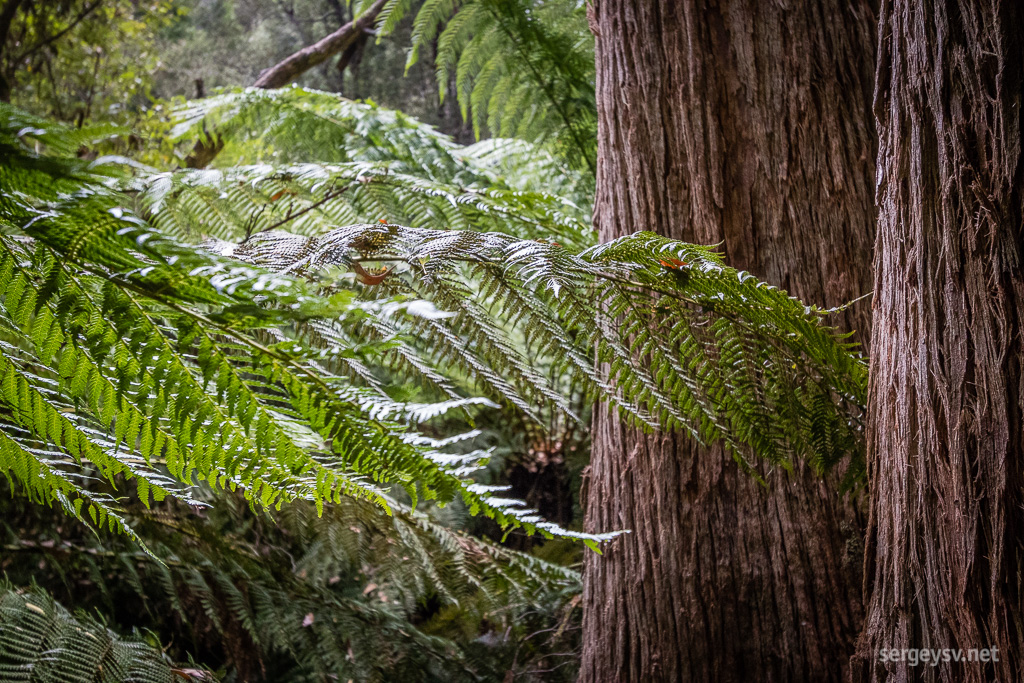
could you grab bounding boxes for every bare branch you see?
[185,0,386,169]
[253,0,387,89]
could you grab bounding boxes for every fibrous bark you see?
[581,1,878,680]
[853,1,1024,681]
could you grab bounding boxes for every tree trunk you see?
[0,0,27,103]
[581,1,878,681]
[852,1,1024,681]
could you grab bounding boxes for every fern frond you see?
[1,488,581,682]
[229,224,868,478]
[381,0,597,171]
[0,102,617,548]
[133,160,591,248]
[155,86,593,244]
[0,582,184,683]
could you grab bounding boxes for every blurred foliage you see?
[2,0,473,139]
[149,0,449,118]
[1,0,180,122]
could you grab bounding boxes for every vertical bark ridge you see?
[582,1,878,680]
[854,1,1024,681]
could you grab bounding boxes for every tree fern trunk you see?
[581,1,877,680]
[852,1,1024,681]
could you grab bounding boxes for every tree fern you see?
[1,86,868,558]
[226,223,868,480]
[0,102,616,549]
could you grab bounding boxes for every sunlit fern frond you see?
[168,86,470,178]
[0,102,617,549]
[148,87,594,247]
[139,89,867,483]
[167,86,593,195]
[226,223,869,480]
[460,137,594,207]
[130,160,593,249]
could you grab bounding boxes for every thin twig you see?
[12,0,102,63]
[252,180,356,237]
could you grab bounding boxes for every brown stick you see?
[252,0,386,89]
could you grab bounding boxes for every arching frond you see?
[227,223,868,479]
[0,103,617,550]
[2,88,867,561]
[133,160,592,248]
[155,87,594,246]
[371,0,597,171]
[169,87,468,178]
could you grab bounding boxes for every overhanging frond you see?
[370,0,597,171]
[228,223,869,479]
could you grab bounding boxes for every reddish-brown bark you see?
[581,1,878,680]
[853,1,1024,681]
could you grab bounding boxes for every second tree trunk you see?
[854,1,1024,680]
[582,1,877,680]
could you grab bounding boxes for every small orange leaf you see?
[659,258,688,270]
